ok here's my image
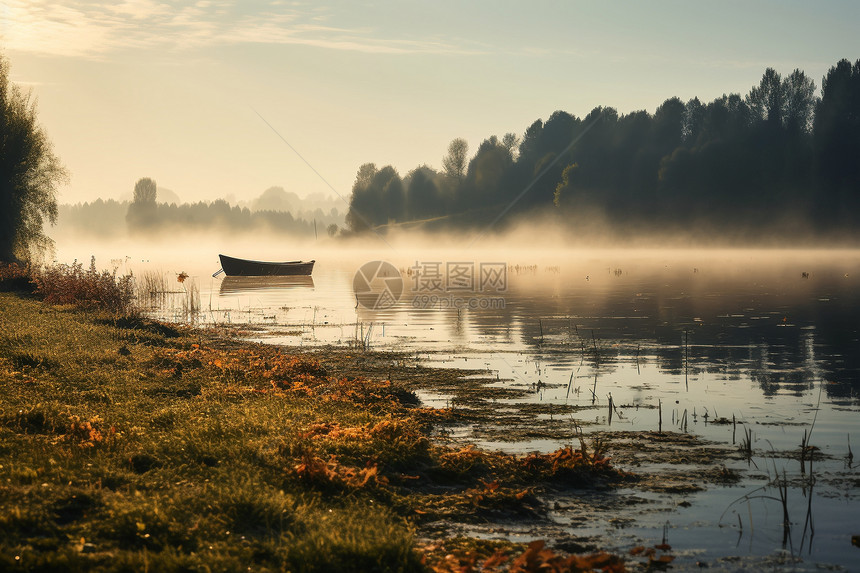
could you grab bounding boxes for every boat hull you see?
[218,254,315,277]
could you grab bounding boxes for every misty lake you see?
[60,243,860,570]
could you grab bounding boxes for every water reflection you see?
[219,275,315,295]
[154,250,860,405]
[400,265,860,402]
[137,249,860,570]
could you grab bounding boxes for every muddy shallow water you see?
[62,245,860,570]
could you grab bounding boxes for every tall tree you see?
[517,119,543,162]
[783,69,817,134]
[345,164,404,230]
[464,136,514,209]
[653,97,685,152]
[133,177,157,204]
[0,55,67,262]
[521,111,581,207]
[747,68,785,128]
[814,58,860,221]
[442,138,468,181]
[701,94,748,142]
[380,167,405,224]
[345,163,378,232]
[126,177,159,232]
[682,97,705,144]
[405,166,442,220]
[353,162,377,192]
[501,132,520,157]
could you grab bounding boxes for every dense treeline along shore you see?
[346,59,860,240]
[2,266,672,572]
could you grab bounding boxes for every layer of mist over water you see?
[53,239,860,570]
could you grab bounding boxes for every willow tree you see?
[0,55,67,263]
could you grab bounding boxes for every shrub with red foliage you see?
[32,256,135,313]
[0,262,34,292]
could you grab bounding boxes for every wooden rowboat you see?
[217,254,315,277]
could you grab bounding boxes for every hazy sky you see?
[2,1,858,205]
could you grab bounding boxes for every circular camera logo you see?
[353,261,403,310]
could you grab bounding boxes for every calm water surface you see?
[65,244,860,570]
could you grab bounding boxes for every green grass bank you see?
[0,292,631,572]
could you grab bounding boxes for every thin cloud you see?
[2,1,121,59]
[229,14,484,55]
[106,0,173,20]
[0,0,485,58]
[9,77,52,87]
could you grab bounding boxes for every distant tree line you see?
[55,179,344,239]
[126,177,322,237]
[346,59,860,240]
[58,199,129,236]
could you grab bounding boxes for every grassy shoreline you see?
[1,293,642,572]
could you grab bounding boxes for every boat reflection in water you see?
[219,275,315,296]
